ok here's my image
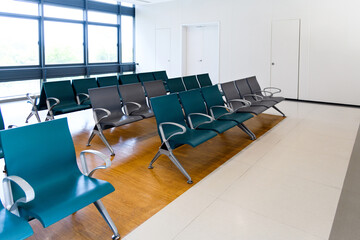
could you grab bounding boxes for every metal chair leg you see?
[25,112,33,123]
[148,151,161,169]
[87,131,96,146]
[93,200,121,240]
[273,106,285,117]
[238,123,256,140]
[97,130,115,156]
[168,151,193,184]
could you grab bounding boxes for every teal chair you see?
[197,73,213,87]
[0,196,34,240]
[167,77,186,93]
[137,72,155,83]
[183,75,200,90]
[149,94,217,184]
[201,85,256,140]
[43,80,91,121]
[119,74,139,85]
[153,71,169,91]
[97,76,119,87]
[178,89,237,133]
[25,86,48,123]
[0,118,120,239]
[72,78,99,106]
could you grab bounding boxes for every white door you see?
[184,24,219,83]
[271,19,300,99]
[155,28,171,75]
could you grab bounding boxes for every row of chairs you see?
[167,74,213,94]
[0,116,120,239]
[148,77,286,183]
[87,80,168,155]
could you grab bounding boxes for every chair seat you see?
[53,103,90,114]
[19,174,114,228]
[218,112,253,123]
[197,120,237,133]
[101,114,143,129]
[263,96,285,103]
[130,107,154,118]
[247,100,276,108]
[0,206,33,240]
[169,129,217,149]
[236,106,268,115]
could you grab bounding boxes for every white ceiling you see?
[119,0,174,5]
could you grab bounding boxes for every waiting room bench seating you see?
[88,86,143,155]
[0,118,120,239]
[197,73,213,87]
[153,70,169,91]
[119,73,139,85]
[246,76,285,103]
[97,76,119,88]
[167,77,186,94]
[183,75,200,90]
[72,77,98,106]
[149,94,218,184]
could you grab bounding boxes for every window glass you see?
[0,80,40,100]
[90,0,118,5]
[121,2,134,7]
[88,25,118,63]
[0,0,38,16]
[121,15,134,62]
[44,21,84,65]
[88,11,117,24]
[44,5,83,21]
[0,17,39,67]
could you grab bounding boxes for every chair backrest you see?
[200,85,226,109]
[119,74,139,85]
[72,78,98,96]
[143,80,167,99]
[151,94,187,129]
[0,107,4,131]
[0,118,80,200]
[246,76,262,94]
[221,81,241,102]
[235,78,252,97]
[183,75,200,90]
[137,72,155,83]
[153,71,168,82]
[37,86,48,110]
[118,83,147,107]
[197,73,213,87]
[178,89,208,117]
[97,76,118,87]
[88,86,124,117]
[43,80,77,105]
[167,77,186,93]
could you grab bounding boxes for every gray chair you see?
[246,76,285,103]
[235,79,285,116]
[88,86,143,155]
[118,83,154,118]
[143,80,167,107]
[221,81,268,115]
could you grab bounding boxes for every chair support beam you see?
[93,200,121,240]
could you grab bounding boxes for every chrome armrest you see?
[2,176,35,216]
[46,97,60,111]
[93,108,111,125]
[122,101,142,115]
[263,87,281,95]
[243,94,264,102]
[76,93,90,105]
[159,122,186,143]
[228,99,252,111]
[188,113,214,129]
[257,90,274,97]
[210,105,233,120]
[79,150,111,177]
[26,93,39,110]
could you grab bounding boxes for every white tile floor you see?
[124,101,360,240]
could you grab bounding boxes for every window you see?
[44,21,84,65]
[88,25,118,63]
[121,2,134,7]
[121,15,134,62]
[0,80,40,100]
[44,5,83,21]
[0,0,38,16]
[88,11,117,24]
[0,17,39,67]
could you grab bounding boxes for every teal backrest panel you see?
[72,78,98,94]
[0,107,4,131]
[137,72,155,82]
[43,80,76,105]
[201,85,225,108]
[0,118,80,198]
[179,89,207,117]
[119,74,139,85]
[153,71,168,82]
[97,76,118,87]
[167,77,185,93]
[183,75,200,90]
[197,73,213,87]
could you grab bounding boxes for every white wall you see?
[135,0,360,105]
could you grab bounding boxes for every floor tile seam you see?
[213,197,328,240]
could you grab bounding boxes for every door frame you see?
[181,22,220,83]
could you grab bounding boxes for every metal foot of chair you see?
[148,151,161,169]
[94,200,120,240]
[97,130,115,156]
[273,106,285,117]
[238,123,256,140]
[87,131,96,146]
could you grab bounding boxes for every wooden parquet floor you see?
[18,110,284,240]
